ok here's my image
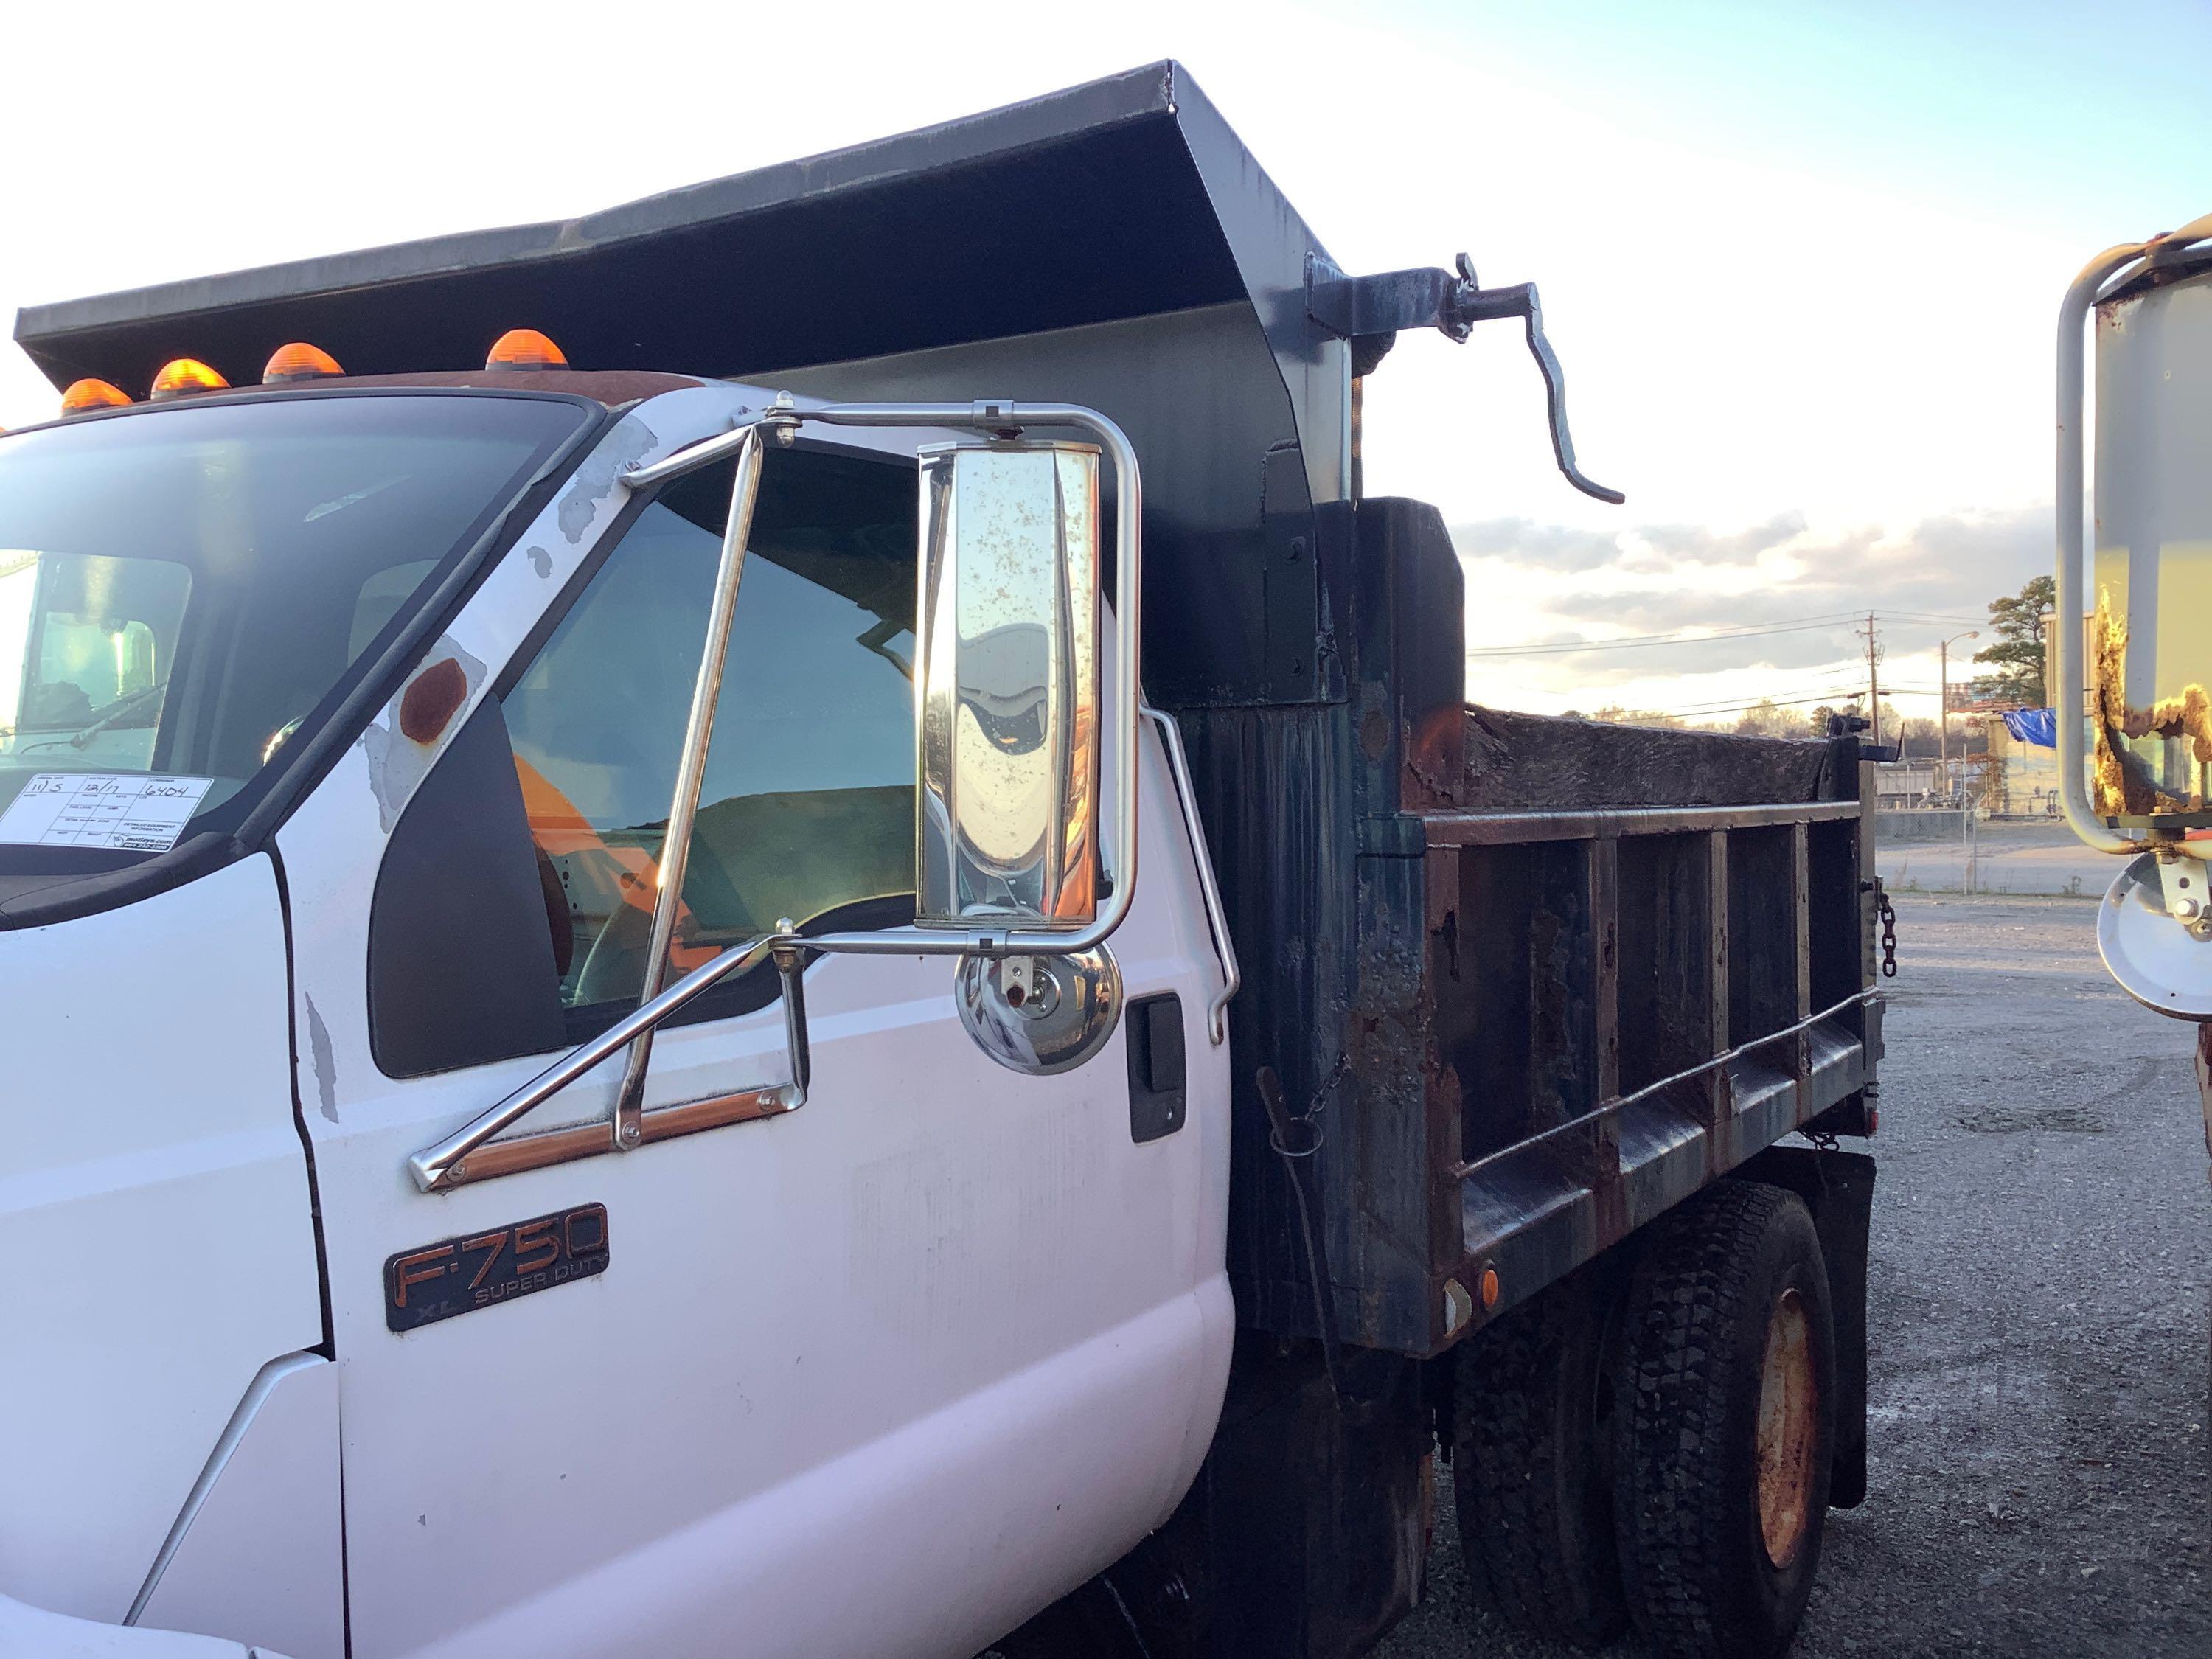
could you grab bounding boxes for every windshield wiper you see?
[67,682,167,750]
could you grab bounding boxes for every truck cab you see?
[0,363,1240,1657]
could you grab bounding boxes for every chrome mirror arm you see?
[622,397,797,490]
[406,905,1170,1192]
[409,911,1115,1193]
[408,930,791,1192]
[1144,703,1239,1045]
[774,938,811,1099]
[611,424,770,1150]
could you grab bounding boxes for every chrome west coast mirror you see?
[915,439,1103,929]
[916,438,1119,1072]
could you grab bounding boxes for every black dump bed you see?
[1177,493,1877,1357]
[15,62,1877,1361]
[1423,707,1875,1348]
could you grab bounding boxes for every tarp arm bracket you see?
[1307,251,1624,504]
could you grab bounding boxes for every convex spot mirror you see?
[914,439,1102,930]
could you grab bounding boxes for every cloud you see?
[1634,512,1817,567]
[1542,586,1826,629]
[1453,504,2051,698]
[1455,506,2041,594]
[1860,509,2051,611]
[1455,509,1863,577]
[1455,504,2044,626]
[1502,630,1866,686]
[1451,518,1627,572]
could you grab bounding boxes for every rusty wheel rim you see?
[1756,1286,1819,1569]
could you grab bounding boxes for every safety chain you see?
[1264,1051,1350,1158]
[1878,889,1898,978]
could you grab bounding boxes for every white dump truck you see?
[1,64,1884,1659]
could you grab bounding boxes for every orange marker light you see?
[60,378,133,416]
[150,358,230,400]
[485,328,567,371]
[263,341,344,383]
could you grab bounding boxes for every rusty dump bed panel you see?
[1425,707,1877,1349]
[1185,501,1878,1363]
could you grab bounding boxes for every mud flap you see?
[1736,1144,1876,1509]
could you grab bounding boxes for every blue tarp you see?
[2003,707,2058,748]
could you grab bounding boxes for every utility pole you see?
[1937,629,1981,801]
[1938,637,1949,780]
[1860,612,1882,747]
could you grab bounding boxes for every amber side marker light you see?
[264,341,344,383]
[485,328,567,371]
[61,378,133,416]
[150,358,230,400]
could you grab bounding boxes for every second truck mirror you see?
[914,439,1103,930]
[2090,259,2212,824]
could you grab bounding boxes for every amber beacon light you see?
[485,328,567,371]
[263,341,344,383]
[150,358,230,400]
[60,378,133,416]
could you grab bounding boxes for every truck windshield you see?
[0,393,587,874]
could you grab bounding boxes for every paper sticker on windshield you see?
[0,773,214,852]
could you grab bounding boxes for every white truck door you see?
[281,426,1231,1659]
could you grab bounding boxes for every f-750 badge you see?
[384,1203,608,1332]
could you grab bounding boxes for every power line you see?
[1625,683,1955,722]
[1467,607,1993,660]
[1647,686,1866,719]
[1877,609,1991,627]
[1465,612,1866,658]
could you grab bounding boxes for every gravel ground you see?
[1377,893,2212,1659]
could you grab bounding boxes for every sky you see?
[4,0,2208,726]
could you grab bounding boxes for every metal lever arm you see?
[1449,257,1624,505]
[1306,252,1624,504]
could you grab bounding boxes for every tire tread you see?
[1453,1271,1624,1647]
[1615,1180,1823,1659]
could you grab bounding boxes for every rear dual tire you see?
[1615,1181,1836,1659]
[1453,1180,1837,1658]
[1451,1262,1627,1647]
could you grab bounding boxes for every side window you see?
[501,447,917,1013]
